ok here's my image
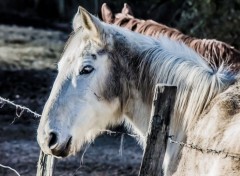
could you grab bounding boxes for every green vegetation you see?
[175,0,240,48]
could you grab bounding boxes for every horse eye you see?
[91,54,96,60]
[80,65,94,75]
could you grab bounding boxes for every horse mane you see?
[101,3,240,72]
[133,35,236,136]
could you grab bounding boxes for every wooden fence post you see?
[36,151,56,176]
[139,84,177,176]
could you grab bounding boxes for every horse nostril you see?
[48,132,58,149]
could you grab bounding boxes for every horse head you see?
[37,7,133,157]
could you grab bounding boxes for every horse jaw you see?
[122,88,152,147]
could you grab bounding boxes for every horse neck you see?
[121,34,235,142]
[123,88,152,140]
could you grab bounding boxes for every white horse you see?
[37,7,238,175]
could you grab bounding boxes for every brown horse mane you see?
[101,3,240,72]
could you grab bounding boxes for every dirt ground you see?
[0,25,142,176]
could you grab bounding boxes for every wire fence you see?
[0,95,240,175]
[0,97,41,118]
[169,136,240,161]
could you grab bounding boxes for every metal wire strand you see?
[0,96,41,118]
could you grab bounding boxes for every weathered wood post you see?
[36,151,56,176]
[139,84,177,176]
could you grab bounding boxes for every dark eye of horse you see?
[91,54,96,60]
[80,65,94,75]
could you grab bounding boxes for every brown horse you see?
[101,3,240,72]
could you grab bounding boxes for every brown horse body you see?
[101,3,240,72]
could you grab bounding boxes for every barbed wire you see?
[97,130,240,161]
[0,96,41,119]
[0,96,41,175]
[0,95,239,162]
[169,135,240,161]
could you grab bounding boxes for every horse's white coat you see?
[37,7,239,175]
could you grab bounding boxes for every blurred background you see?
[0,0,239,46]
[0,0,239,176]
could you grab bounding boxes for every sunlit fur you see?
[37,7,239,175]
[176,79,240,176]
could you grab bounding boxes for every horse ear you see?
[101,3,113,23]
[73,6,102,37]
[122,3,133,16]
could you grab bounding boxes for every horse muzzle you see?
[38,130,72,158]
[48,131,72,157]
